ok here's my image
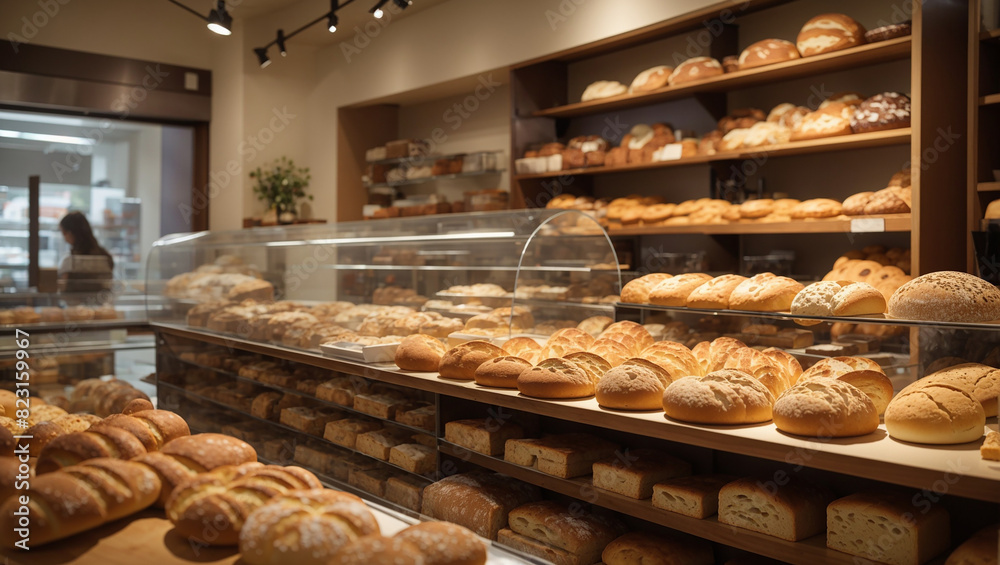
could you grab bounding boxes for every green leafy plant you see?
[249,156,312,214]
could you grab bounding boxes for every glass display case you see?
[145,210,999,564]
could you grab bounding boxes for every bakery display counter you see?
[512,128,911,181]
[531,37,911,119]
[154,323,1000,504]
[609,214,911,236]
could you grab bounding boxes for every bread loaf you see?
[945,525,999,565]
[652,474,737,519]
[982,430,1000,461]
[504,433,619,478]
[648,273,714,306]
[629,66,671,93]
[474,355,532,388]
[581,80,627,101]
[324,418,382,449]
[773,379,879,437]
[444,418,525,456]
[389,443,436,473]
[723,347,790,397]
[738,38,800,70]
[385,474,429,511]
[420,472,540,540]
[602,531,715,565]
[26,413,101,456]
[668,57,723,86]
[797,13,865,57]
[0,458,160,548]
[592,448,691,499]
[395,334,448,371]
[729,273,804,312]
[329,536,422,565]
[917,363,999,417]
[167,463,322,545]
[439,340,505,380]
[719,477,829,541]
[395,521,488,565]
[885,383,986,444]
[888,271,1000,322]
[595,358,672,410]
[506,500,626,565]
[37,423,147,474]
[502,337,543,364]
[852,92,911,134]
[662,369,774,424]
[517,357,595,399]
[133,432,258,506]
[827,491,951,565]
[621,273,673,304]
[686,274,748,309]
[239,489,379,565]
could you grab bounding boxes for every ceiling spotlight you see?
[276,29,287,56]
[370,0,388,18]
[328,0,339,32]
[254,47,271,68]
[206,0,233,35]
[392,0,410,9]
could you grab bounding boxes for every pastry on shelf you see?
[796,13,866,57]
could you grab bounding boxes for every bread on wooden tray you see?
[133,433,258,506]
[718,477,830,541]
[421,472,540,540]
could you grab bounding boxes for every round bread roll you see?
[729,273,805,312]
[791,280,848,323]
[836,370,894,415]
[739,198,775,219]
[773,379,879,437]
[395,521,487,565]
[796,13,866,57]
[648,273,714,306]
[686,274,748,309]
[329,535,424,565]
[473,356,532,389]
[885,384,986,444]
[542,327,596,358]
[502,337,542,365]
[395,335,448,372]
[667,57,723,86]
[830,281,887,317]
[581,80,627,102]
[517,358,595,399]
[596,358,673,410]
[122,398,155,415]
[629,65,672,93]
[738,38,800,70]
[790,105,853,141]
[588,338,632,367]
[620,273,673,304]
[789,197,844,218]
[696,336,748,373]
[599,321,655,353]
[439,341,505,380]
[723,347,790,398]
[918,363,1000,417]
[760,347,803,384]
[842,191,874,215]
[564,351,612,383]
[888,271,1000,322]
[662,369,774,424]
[577,315,614,337]
[640,341,703,379]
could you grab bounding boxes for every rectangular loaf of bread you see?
[388,443,436,474]
[421,472,540,540]
[591,448,692,499]
[316,377,369,406]
[504,433,619,478]
[329,454,377,482]
[353,391,407,419]
[827,491,951,565]
[294,444,334,474]
[324,418,382,448]
[651,474,737,519]
[718,478,830,541]
[445,418,525,456]
[497,528,582,565]
[385,475,430,512]
[507,500,625,565]
[263,438,295,464]
[348,466,393,498]
[355,428,412,460]
[280,406,344,436]
[395,402,435,431]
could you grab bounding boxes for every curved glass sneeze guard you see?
[145,210,622,351]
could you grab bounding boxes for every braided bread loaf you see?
[132,433,258,506]
[166,463,322,545]
[26,413,102,456]
[36,409,189,474]
[0,458,160,548]
[239,489,379,565]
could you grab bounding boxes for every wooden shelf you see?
[977,182,1000,192]
[530,37,912,119]
[608,214,911,236]
[981,93,1000,106]
[513,129,912,181]
[438,441,862,565]
[982,28,1000,41]
[155,324,1000,504]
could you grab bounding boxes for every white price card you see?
[850,218,885,233]
[654,144,684,162]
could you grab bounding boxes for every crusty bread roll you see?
[564,351,612,383]
[577,315,614,337]
[37,423,147,474]
[945,524,999,565]
[667,57,723,86]
[518,357,595,399]
[790,105,853,141]
[773,379,879,437]
[791,280,848,323]
[827,491,951,565]
[919,363,999,417]
[588,338,632,367]
[885,383,986,444]
[507,500,626,565]
[439,340,505,380]
[395,334,447,372]
[26,413,102,456]
[723,347,790,397]
[797,13,866,57]
[167,463,322,545]
[648,273,714,306]
[696,336,748,373]
[628,65,672,93]
[686,274,748,309]
[595,358,672,410]
[738,38,800,70]
[640,341,702,379]
[396,521,488,565]
[329,536,423,565]
[100,410,190,452]
[662,369,774,424]
[239,489,378,565]
[602,531,714,565]
[474,355,532,388]
[421,472,539,540]
[831,282,887,316]
[719,478,830,541]
[760,347,803,384]
[541,327,596,358]
[729,273,804,312]
[888,271,1000,323]
[599,321,655,354]
[502,336,542,364]
[581,80,627,101]
[0,458,160,548]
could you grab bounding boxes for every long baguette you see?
[0,458,161,548]
[132,433,258,506]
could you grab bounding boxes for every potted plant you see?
[249,157,312,224]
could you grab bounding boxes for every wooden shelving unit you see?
[608,214,911,236]
[967,1,1000,271]
[530,37,911,119]
[156,324,1000,505]
[978,182,1000,192]
[438,442,862,565]
[980,93,1000,106]
[983,28,1000,40]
